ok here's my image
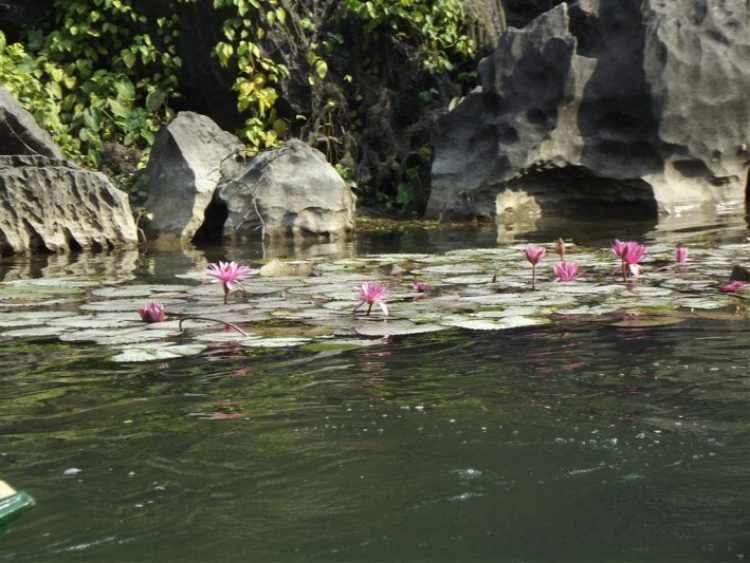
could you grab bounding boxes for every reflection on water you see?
[0,321,748,561]
[499,204,749,247]
[1,206,746,284]
[0,250,141,284]
[1,217,749,561]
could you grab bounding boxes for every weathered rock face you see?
[426,0,750,222]
[142,111,245,246]
[0,88,137,255]
[0,156,138,255]
[217,139,355,242]
[0,88,64,159]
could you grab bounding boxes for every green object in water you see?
[0,483,35,530]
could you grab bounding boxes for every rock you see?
[142,112,246,246]
[495,189,542,242]
[0,88,64,159]
[426,1,750,222]
[217,139,355,242]
[0,155,138,255]
[259,258,316,277]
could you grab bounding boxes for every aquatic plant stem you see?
[178,317,250,336]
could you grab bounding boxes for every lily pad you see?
[92,285,192,298]
[238,337,311,348]
[354,320,447,337]
[1,326,62,338]
[423,264,485,274]
[676,297,735,310]
[0,311,72,327]
[193,332,261,343]
[442,315,551,331]
[47,315,137,329]
[111,342,207,363]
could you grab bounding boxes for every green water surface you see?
[1,219,749,562]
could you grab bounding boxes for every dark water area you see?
[1,213,749,561]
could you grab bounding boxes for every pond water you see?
[1,212,749,562]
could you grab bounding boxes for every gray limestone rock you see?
[0,155,138,255]
[142,112,245,245]
[426,0,750,222]
[217,139,355,242]
[0,88,64,159]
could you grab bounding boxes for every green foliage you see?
[0,0,478,214]
[0,0,180,175]
[211,0,291,152]
[334,0,476,214]
[340,0,474,73]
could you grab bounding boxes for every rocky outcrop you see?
[0,155,138,255]
[0,88,138,255]
[426,1,750,223]
[0,88,64,159]
[217,139,355,242]
[141,115,356,246]
[142,111,245,246]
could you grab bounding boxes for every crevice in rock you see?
[22,219,49,254]
[192,192,228,245]
[63,227,82,252]
[673,159,711,178]
[0,229,14,256]
[507,165,659,218]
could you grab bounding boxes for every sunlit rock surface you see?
[427,1,750,221]
[0,88,63,159]
[143,111,245,246]
[0,155,138,255]
[0,89,137,255]
[217,139,356,243]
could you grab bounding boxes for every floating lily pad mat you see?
[0,242,747,362]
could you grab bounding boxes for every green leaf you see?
[314,59,328,80]
[145,89,167,112]
[82,107,102,132]
[87,146,101,168]
[45,83,62,99]
[122,51,136,68]
[108,97,130,118]
[115,79,135,102]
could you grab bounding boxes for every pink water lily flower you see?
[354,282,389,317]
[623,242,646,265]
[412,280,430,293]
[204,261,251,304]
[552,261,580,282]
[524,246,547,265]
[612,239,629,260]
[139,302,165,323]
[720,280,746,293]
[612,239,646,281]
[675,246,689,263]
[524,246,547,290]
